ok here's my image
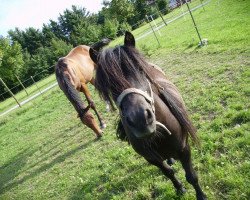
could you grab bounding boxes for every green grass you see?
[0,0,249,199]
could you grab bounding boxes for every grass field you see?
[0,0,249,199]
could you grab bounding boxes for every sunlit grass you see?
[0,0,249,199]
[0,74,56,113]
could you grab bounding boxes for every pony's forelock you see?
[95,46,150,110]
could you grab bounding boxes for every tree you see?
[0,37,24,95]
[8,27,44,55]
[101,19,119,38]
[57,6,92,44]
[157,0,169,14]
[102,0,135,24]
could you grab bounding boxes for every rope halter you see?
[116,79,171,135]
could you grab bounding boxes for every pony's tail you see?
[90,38,111,51]
[159,88,199,144]
[55,58,87,118]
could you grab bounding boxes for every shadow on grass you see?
[68,163,181,200]
[0,138,97,195]
[0,148,37,193]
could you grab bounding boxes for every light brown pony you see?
[55,39,110,138]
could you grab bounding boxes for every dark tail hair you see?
[55,59,87,118]
[158,88,199,144]
[90,38,111,51]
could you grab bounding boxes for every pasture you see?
[0,0,249,199]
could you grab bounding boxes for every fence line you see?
[0,65,55,98]
[135,0,210,42]
[0,82,58,117]
[0,0,212,116]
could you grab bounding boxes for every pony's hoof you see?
[167,158,175,166]
[176,187,186,196]
[100,123,107,129]
[95,134,103,140]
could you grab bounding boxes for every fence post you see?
[0,78,21,107]
[150,15,161,36]
[31,76,42,94]
[15,75,29,96]
[145,15,161,46]
[199,0,205,11]
[155,4,168,26]
[185,0,203,45]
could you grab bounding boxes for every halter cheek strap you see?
[116,88,153,109]
[116,80,171,135]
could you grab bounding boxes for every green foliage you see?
[102,19,119,39]
[0,37,24,84]
[118,22,132,36]
[103,0,135,24]
[70,23,101,46]
[50,38,73,59]
[157,0,168,14]
[8,27,44,55]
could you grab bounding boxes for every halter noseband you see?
[116,80,171,135]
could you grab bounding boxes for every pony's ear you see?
[124,31,135,47]
[89,47,98,63]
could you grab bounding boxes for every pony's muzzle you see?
[126,108,156,139]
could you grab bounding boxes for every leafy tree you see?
[8,27,44,55]
[47,19,66,42]
[57,6,92,44]
[101,19,119,39]
[42,24,58,47]
[0,37,24,95]
[0,37,24,82]
[132,0,149,21]
[70,21,101,46]
[157,0,169,14]
[103,0,135,24]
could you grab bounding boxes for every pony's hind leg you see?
[147,159,186,195]
[80,83,106,129]
[179,144,207,200]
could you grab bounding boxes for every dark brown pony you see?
[89,32,207,199]
[55,38,110,138]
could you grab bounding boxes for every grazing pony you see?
[89,32,207,199]
[55,38,110,138]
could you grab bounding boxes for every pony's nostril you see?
[145,109,153,124]
[126,116,135,127]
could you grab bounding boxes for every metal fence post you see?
[15,75,29,96]
[0,78,21,107]
[31,76,42,94]
[185,0,203,45]
[145,15,161,46]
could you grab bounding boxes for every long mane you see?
[95,44,198,143]
[95,45,150,109]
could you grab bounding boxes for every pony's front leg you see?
[80,83,106,129]
[147,159,186,195]
[179,144,207,200]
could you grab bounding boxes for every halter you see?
[116,80,171,135]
